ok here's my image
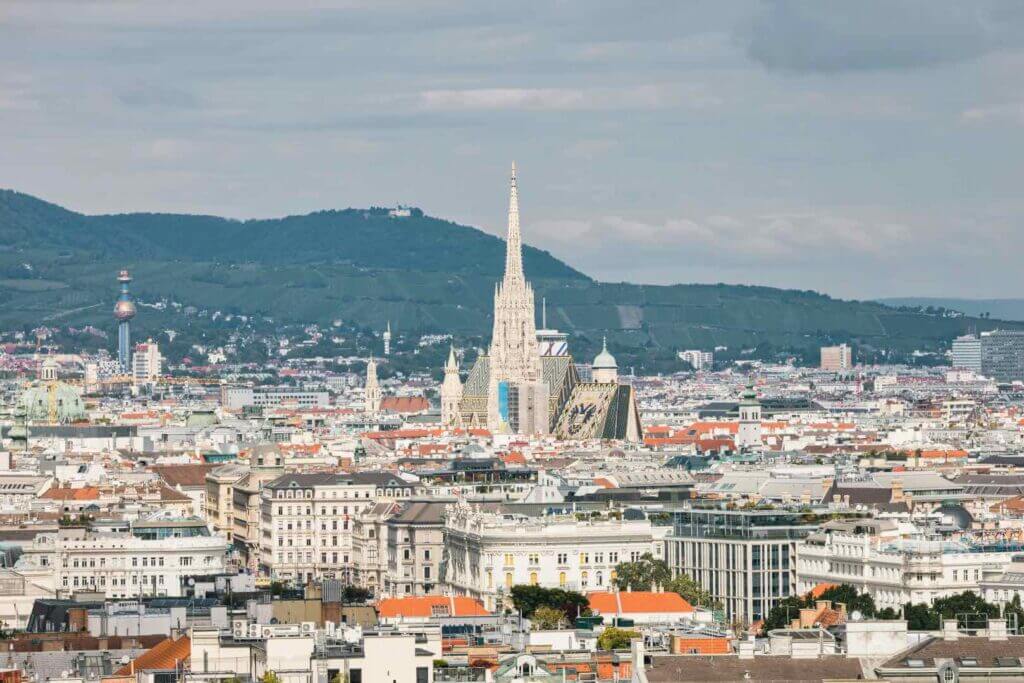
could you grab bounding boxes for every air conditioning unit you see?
[262,627,274,639]
[232,625,247,639]
[300,622,315,634]
[249,624,262,638]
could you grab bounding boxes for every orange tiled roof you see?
[114,636,190,675]
[40,487,100,501]
[588,591,694,615]
[808,582,838,599]
[377,596,490,618]
[501,452,527,466]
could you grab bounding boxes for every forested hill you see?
[1,188,1017,368]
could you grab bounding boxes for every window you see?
[580,553,589,565]
[528,553,539,566]
[559,572,566,587]
[581,571,589,587]
[530,572,538,586]
[424,549,431,561]
[594,552,604,564]
[609,552,619,564]
[557,552,568,565]
[505,572,513,588]
[504,553,514,567]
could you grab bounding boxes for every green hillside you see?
[1,188,1015,369]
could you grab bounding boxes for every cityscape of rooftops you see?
[3,3,1024,682]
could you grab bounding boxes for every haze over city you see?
[3,1,1024,298]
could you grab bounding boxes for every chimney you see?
[890,479,904,503]
[943,619,959,641]
[842,495,850,507]
[989,618,1008,641]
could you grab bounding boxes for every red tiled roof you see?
[588,591,694,615]
[377,596,490,618]
[150,464,215,488]
[114,636,190,675]
[380,396,430,413]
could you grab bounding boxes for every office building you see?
[132,339,162,385]
[980,329,1024,382]
[221,386,330,410]
[665,507,821,624]
[951,334,982,372]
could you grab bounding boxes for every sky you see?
[3,0,1024,300]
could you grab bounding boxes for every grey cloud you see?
[742,0,1022,72]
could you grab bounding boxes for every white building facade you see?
[442,502,667,611]
[17,519,227,599]
[796,523,1020,610]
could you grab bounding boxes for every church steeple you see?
[504,162,524,283]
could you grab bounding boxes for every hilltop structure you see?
[456,165,642,441]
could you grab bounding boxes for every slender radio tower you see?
[113,269,137,373]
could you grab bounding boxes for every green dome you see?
[17,382,86,423]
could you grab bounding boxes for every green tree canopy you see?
[509,585,589,621]
[612,553,671,592]
[597,627,639,651]
[531,605,568,630]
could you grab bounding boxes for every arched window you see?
[505,572,513,588]
[530,572,538,586]
[559,572,567,587]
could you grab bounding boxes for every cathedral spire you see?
[504,161,524,283]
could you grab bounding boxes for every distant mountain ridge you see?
[1,188,1018,369]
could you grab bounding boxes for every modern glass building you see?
[665,506,826,625]
[981,330,1024,382]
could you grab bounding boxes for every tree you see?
[666,573,717,608]
[612,553,671,591]
[509,585,589,621]
[531,605,567,630]
[817,584,876,618]
[933,591,999,627]
[903,603,940,631]
[763,596,808,632]
[878,607,899,620]
[261,673,281,683]
[598,627,639,651]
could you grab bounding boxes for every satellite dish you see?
[188,578,195,586]
[850,610,863,621]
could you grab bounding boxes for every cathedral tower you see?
[441,345,463,427]
[364,357,382,415]
[486,163,543,431]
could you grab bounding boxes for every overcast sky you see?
[3,1,1024,299]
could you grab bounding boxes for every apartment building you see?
[820,344,853,372]
[442,501,666,611]
[259,472,420,583]
[18,516,228,599]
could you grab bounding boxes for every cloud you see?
[418,84,720,112]
[533,210,916,267]
[741,0,1024,73]
[962,102,1024,125]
